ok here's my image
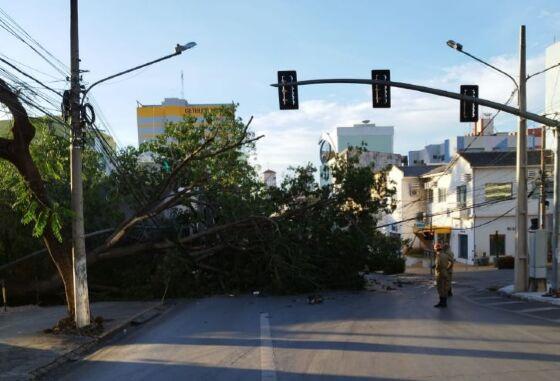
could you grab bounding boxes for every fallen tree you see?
[1,79,404,307]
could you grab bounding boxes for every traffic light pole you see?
[70,0,90,328]
[271,78,560,128]
[514,25,528,292]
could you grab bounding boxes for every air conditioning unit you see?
[461,173,472,183]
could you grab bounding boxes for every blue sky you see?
[1,0,560,176]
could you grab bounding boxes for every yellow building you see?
[137,98,228,144]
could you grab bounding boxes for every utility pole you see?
[540,126,547,229]
[553,127,560,294]
[70,0,90,328]
[514,25,528,292]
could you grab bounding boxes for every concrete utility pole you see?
[553,128,560,294]
[70,0,90,328]
[514,25,528,292]
[540,126,547,229]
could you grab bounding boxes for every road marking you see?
[487,301,525,306]
[518,307,560,313]
[260,312,277,381]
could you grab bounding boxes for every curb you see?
[497,288,560,306]
[29,302,172,380]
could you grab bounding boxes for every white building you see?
[380,165,441,244]
[336,122,394,153]
[545,41,560,116]
[320,122,401,186]
[408,140,450,165]
[383,151,552,264]
[454,115,542,153]
[262,169,277,188]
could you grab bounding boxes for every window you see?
[490,233,506,256]
[438,188,446,203]
[426,189,433,203]
[456,185,467,207]
[485,182,512,201]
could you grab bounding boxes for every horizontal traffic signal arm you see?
[270,78,560,128]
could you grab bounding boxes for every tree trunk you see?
[0,79,75,318]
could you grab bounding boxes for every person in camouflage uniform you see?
[434,243,452,308]
[444,243,455,296]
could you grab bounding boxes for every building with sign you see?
[136,98,229,144]
[381,150,552,264]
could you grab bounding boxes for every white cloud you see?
[253,53,547,178]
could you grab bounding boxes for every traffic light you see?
[460,85,479,122]
[371,70,391,108]
[277,70,299,110]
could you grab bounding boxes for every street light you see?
[82,42,197,102]
[447,31,528,292]
[67,39,196,328]
[176,42,197,53]
[446,39,518,90]
[446,40,463,51]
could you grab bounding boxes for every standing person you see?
[433,243,451,308]
[444,243,455,297]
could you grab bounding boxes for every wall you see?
[381,167,424,247]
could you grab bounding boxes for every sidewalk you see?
[499,284,560,306]
[0,301,160,380]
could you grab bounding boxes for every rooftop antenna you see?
[180,70,184,100]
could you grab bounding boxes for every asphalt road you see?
[55,269,560,381]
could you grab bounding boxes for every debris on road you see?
[307,295,323,305]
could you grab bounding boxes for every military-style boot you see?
[441,297,448,307]
[448,289,453,297]
[434,297,444,308]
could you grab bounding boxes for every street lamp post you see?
[447,28,528,292]
[69,0,196,329]
[81,42,196,102]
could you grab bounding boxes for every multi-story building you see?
[545,41,560,116]
[383,151,552,264]
[320,121,400,186]
[380,165,442,243]
[454,115,541,153]
[408,139,450,165]
[136,98,229,144]
[336,121,394,153]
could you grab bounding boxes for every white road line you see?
[487,301,525,306]
[471,296,505,300]
[260,312,277,381]
[519,307,560,313]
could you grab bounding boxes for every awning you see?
[415,226,451,234]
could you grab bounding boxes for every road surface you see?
[54,269,560,381]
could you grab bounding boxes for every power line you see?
[0,56,62,96]
[0,7,69,77]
